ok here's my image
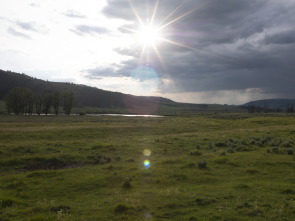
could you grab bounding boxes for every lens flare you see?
[131,65,159,83]
[143,149,152,157]
[144,160,150,169]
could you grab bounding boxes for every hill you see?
[1,69,230,114]
[243,99,295,112]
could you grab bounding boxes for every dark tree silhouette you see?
[52,90,60,115]
[42,93,52,115]
[35,95,42,115]
[4,87,34,114]
[63,91,73,115]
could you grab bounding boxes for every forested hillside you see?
[243,99,295,113]
[0,69,126,108]
[1,69,243,114]
[0,69,176,113]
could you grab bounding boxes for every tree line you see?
[247,103,294,113]
[4,87,74,115]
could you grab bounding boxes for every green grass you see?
[0,114,295,220]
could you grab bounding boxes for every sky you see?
[1,0,295,105]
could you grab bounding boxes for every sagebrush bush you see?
[272,147,279,153]
[236,145,248,152]
[122,177,131,188]
[215,142,227,148]
[190,151,202,156]
[227,148,234,153]
[286,148,293,155]
[198,159,207,169]
[220,151,226,156]
[0,198,15,208]
[114,204,129,214]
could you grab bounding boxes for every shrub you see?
[286,148,293,155]
[114,204,129,214]
[190,151,202,156]
[281,189,295,194]
[195,144,201,149]
[195,198,216,206]
[215,142,227,148]
[198,159,207,169]
[208,142,213,149]
[227,148,234,153]
[123,177,131,189]
[220,151,226,156]
[87,154,111,165]
[281,139,293,148]
[0,198,16,208]
[50,205,71,213]
[272,147,279,153]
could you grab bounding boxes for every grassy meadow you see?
[0,113,295,220]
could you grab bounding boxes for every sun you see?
[122,0,202,69]
[138,25,160,46]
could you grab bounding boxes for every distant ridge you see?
[0,69,177,114]
[243,99,295,112]
[0,69,245,114]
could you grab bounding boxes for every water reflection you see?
[86,114,164,117]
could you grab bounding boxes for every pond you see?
[86,114,164,117]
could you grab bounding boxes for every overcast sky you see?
[1,0,295,104]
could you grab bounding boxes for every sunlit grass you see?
[0,114,295,220]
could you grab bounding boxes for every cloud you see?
[7,27,30,39]
[100,0,295,102]
[82,66,117,78]
[264,28,295,45]
[83,59,139,79]
[102,0,133,20]
[16,21,38,32]
[64,10,86,19]
[29,3,40,8]
[71,25,109,36]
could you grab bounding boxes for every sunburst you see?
[138,25,160,46]
[122,0,206,69]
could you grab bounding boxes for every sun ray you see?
[158,8,197,31]
[128,0,144,28]
[150,0,160,26]
[158,0,187,27]
[139,43,147,65]
[151,43,169,74]
[158,37,234,63]
[120,26,137,34]
[158,0,212,31]
[158,37,200,52]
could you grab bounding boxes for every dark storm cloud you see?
[71,25,109,36]
[102,0,295,99]
[264,28,295,45]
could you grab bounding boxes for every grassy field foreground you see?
[0,114,295,220]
